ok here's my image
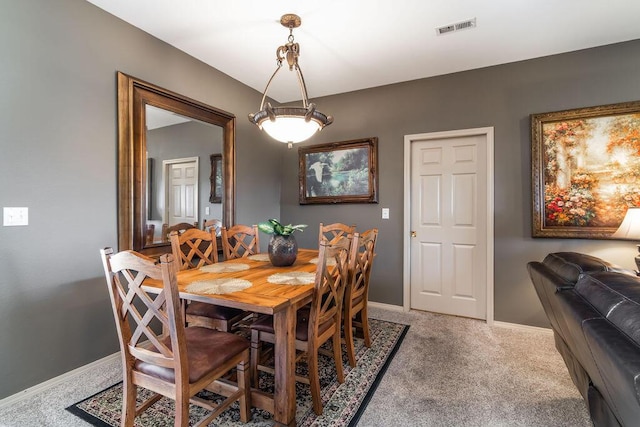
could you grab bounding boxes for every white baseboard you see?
[368,301,405,312]
[0,352,120,410]
[492,320,553,334]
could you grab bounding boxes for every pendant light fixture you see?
[249,14,333,148]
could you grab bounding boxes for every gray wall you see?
[283,39,640,326]
[0,0,280,399]
[2,0,640,401]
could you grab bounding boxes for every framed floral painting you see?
[531,100,640,238]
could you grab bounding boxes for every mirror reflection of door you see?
[164,157,198,226]
[145,105,223,245]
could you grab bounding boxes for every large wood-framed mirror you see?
[117,72,235,256]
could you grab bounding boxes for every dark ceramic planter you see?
[268,234,298,267]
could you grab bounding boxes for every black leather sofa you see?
[527,252,640,427]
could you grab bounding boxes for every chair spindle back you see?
[309,236,356,338]
[221,224,260,259]
[319,222,355,244]
[170,228,219,270]
[100,249,185,372]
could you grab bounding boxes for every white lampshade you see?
[261,116,321,143]
[612,207,640,239]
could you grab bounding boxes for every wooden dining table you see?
[144,248,319,427]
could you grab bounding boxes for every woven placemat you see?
[308,257,336,266]
[185,278,252,294]
[247,254,270,262]
[267,271,315,285]
[200,263,250,273]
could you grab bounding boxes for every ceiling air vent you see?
[437,25,455,35]
[436,18,476,36]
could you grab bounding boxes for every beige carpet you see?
[359,308,591,426]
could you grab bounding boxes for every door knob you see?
[411,231,417,237]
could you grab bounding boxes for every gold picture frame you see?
[531,100,640,238]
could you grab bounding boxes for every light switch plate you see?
[4,207,28,226]
[382,208,390,219]
[205,207,210,215]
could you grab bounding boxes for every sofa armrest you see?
[527,261,574,334]
[582,318,640,426]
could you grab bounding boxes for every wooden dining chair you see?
[170,229,249,332]
[161,221,198,242]
[319,222,355,244]
[249,236,355,415]
[145,223,156,245]
[343,228,378,367]
[170,228,219,270]
[99,248,251,427]
[221,224,260,260]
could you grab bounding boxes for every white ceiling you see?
[146,105,191,130]
[87,0,640,103]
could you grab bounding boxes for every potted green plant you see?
[258,219,307,266]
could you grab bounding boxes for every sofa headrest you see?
[575,271,640,346]
[542,252,619,283]
[527,261,574,292]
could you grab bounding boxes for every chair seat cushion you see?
[250,308,332,341]
[186,301,245,320]
[135,326,249,383]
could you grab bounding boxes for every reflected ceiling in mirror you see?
[117,72,236,256]
[146,104,191,129]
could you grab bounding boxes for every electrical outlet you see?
[382,208,390,219]
[4,207,28,226]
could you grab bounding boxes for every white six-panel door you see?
[163,157,199,226]
[404,128,493,321]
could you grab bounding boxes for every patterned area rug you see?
[66,319,408,427]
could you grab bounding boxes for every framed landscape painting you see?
[531,100,640,238]
[298,137,378,205]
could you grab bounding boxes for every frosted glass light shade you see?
[249,105,332,145]
[262,117,321,143]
